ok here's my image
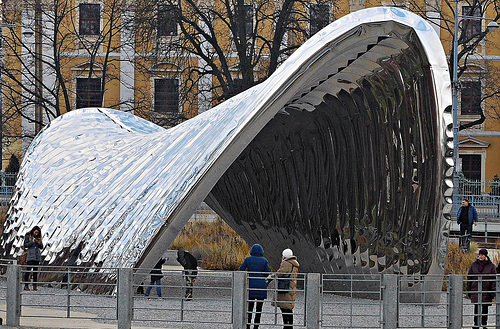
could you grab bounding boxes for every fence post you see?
[496,275,500,328]
[232,271,247,329]
[448,275,463,329]
[382,274,398,329]
[484,216,488,245]
[117,268,133,329]
[6,264,21,326]
[305,273,321,329]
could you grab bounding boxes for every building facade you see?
[1,0,500,192]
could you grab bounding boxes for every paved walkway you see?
[0,305,161,329]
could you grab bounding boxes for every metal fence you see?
[449,222,499,250]
[455,176,500,219]
[0,258,15,319]
[459,177,500,196]
[453,195,500,218]
[398,275,448,328]
[0,171,16,206]
[0,172,17,187]
[132,268,234,325]
[321,274,382,328]
[4,262,500,328]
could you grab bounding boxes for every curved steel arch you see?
[1,7,452,276]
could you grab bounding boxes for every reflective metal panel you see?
[1,7,451,277]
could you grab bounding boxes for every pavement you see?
[0,305,165,329]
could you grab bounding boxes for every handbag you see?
[20,251,27,265]
[277,277,290,290]
[277,263,296,291]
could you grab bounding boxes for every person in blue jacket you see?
[457,198,479,250]
[239,244,271,329]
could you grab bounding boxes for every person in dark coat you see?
[61,243,82,289]
[145,258,166,297]
[23,226,43,291]
[467,248,496,329]
[239,244,271,329]
[177,249,198,300]
[457,198,478,250]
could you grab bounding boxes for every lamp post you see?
[451,2,498,213]
[34,0,42,134]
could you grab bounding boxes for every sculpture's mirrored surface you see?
[1,7,452,277]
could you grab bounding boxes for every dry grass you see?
[445,241,499,275]
[444,241,500,291]
[170,217,250,270]
[0,206,8,236]
[172,222,500,273]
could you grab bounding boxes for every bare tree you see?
[380,0,500,130]
[0,0,134,157]
[133,0,345,119]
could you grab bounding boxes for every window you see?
[461,154,481,181]
[158,5,179,37]
[310,3,330,35]
[76,78,102,108]
[461,81,482,115]
[154,78,179,112]
[79,4,101,36]
[460,154,482,194]
[462,6,481,39]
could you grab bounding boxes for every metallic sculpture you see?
[1,7,452,278]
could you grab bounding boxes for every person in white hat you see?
[271,248,300,329]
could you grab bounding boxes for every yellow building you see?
[1,0,499,191]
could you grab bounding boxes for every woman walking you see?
[467,248,496,329]
[23,226,43,291]
[239,244,271,329]
[272,248,299,329]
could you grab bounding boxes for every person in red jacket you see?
[467,248,497,329]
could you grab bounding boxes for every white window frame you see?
[76,0,103,36]
[458,74,486,131]
[457,3,488,55]
[458,149,487,186]
[75,0,103,50]
[157,3,180,41]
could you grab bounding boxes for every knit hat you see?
[282,248,293,258]
[479,248,488,256]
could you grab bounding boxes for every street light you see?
[22,28,35,38]
[452,2,499,214]
[0,23,35,37]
